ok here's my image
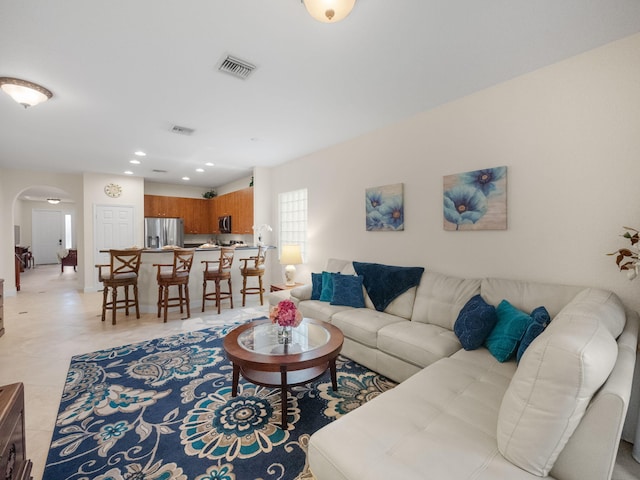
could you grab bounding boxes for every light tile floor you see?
[1,265,639,480]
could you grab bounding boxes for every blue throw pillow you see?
[485,300,533,362]
[454,294,498,350]
[311,272,323,300]
[319,271,336,302]
[516,306,551,363]
[331,275,365,308]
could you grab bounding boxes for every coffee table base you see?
[231,359,338,429]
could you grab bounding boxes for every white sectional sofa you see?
[282,259,639,480]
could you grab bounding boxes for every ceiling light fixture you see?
[302,0,356,23]
[134,151,146,156]
[196,168,204,173]
[47,198,60,205]
[0,77,53,108]
[124,170,133,175]
[129,159,141,164]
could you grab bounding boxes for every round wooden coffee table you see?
[223,317,344,429]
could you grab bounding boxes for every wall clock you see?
[104,183,122,198]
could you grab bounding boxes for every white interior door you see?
[32,210,63,264]
[94,205,135,283]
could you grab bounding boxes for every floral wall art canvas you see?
[443,166,507,231]
[366,183,404,231]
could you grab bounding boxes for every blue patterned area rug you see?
[43,321,396,480]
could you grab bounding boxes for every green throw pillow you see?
[485,299,533,362]
[319,271,336,302]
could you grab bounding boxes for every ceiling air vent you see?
[218,55,256,80]
[171,125,195,136]
[152,169,168,173]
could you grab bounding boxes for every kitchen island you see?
[136,246,273,314]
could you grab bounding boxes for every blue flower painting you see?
[443,166,507,231]
[366,183,404,231]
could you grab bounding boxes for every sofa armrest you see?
[291,284,312,301]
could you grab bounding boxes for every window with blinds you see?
[278,188,308,261]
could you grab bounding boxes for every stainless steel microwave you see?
[218,215,232,233]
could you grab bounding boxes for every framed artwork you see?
[366,183,404,231]
[443,166,507,231]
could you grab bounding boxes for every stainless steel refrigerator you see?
[144,217,184,248]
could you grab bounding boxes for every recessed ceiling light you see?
[182,176,190,181]
[196,168,204,173]
[134,151,146,157]
[205,162,214,166]
[124,170,134,175]
[129,159,141,165]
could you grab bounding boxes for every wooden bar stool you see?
[239,245,267,306]
[95,249,143,325]
[202,247,235,314]
[153,248,196,323]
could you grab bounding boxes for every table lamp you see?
[280,245,303,286]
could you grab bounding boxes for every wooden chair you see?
[61,249,77,272]
[202,247,235,314]
[154,248,196,323]
[95,249,143,325]
[239,245,268,306]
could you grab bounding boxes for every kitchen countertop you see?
[143,245,273,252]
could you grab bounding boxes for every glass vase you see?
[278,325,292,344]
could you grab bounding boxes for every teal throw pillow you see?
[485,300,533,362]
[319,271,336,302]
[516,306,551,363]
[453,294,498,350]
[311,272,323,300]
[331,275,365,308]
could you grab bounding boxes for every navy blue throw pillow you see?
[454,294,498,350]
[311,272,323,300]
[331,275,365,308]
[516,306,551,363]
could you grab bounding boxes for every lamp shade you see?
[280,245,303,265]
[302,0,356,23]
[0,77,53,108]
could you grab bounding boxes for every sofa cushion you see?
[481,277,583,318]
[331,309,406,349]
[412,271,482,329]
[297,299,353,323]
[331,274,366,308]
[311,272,323,300]
[454,294,498,350]
[516,306,551,363]
[308,352,526,480]
[497,300,619,476]
[378,322,462,368]
[485,300,532,362]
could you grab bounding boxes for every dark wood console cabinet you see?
[0,383,32,480]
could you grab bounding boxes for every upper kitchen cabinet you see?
[211,187,254,234]
[144,195,181,218]
[144,195,211,234]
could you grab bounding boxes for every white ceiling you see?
[2,0,640,198]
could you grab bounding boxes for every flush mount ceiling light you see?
[302,0,356,23]
[47,198,61,204]
[0,77,53,108]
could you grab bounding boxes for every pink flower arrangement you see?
[270,299,302,328]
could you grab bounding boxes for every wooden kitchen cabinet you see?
[210,187,253,234]
[145,196,212,234]
[144,195,181,218]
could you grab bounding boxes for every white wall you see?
[270,33,640,313]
